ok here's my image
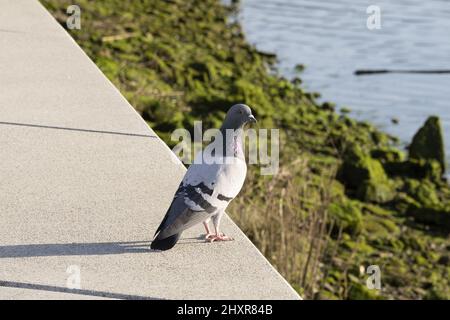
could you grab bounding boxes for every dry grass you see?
[229,156,341,299]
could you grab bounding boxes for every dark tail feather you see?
[151,233,181,251]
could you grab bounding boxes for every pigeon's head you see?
[221,104,257,130]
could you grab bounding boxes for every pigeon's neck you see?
[220,128,245,159]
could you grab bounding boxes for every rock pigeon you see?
[151,104,257,251]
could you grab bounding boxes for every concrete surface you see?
[0,0,300,300]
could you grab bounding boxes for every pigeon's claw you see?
[205,233,215,240]
[208,234,234,242]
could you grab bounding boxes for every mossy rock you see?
[414,253,429,267]
[424,283,450,300]
[339,145,395,203]
[328,199,363,234]
[384,260,413,287]
[321,101,335,111]
[362,204,393,217]
[342,239,375,255]
[357,180,395,204]
[408,206,450,233]
[384,159,442,182]
[340,107,351,114]
[330,180,346,199]
[363,215,400,238]
[371,148,404,163]
[401,233,427,251]
[404,179,440,208]
[400,180,450,232]
[347,282,383,300]
[437,254,449,266]
[317,290,339,300]
[409,116,446,174]
[371,130,390,146]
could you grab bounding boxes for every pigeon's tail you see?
[151,232,181,251]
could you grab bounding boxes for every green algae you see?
[339,145,395,203]
[409,116,446,173]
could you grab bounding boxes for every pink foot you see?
[207,233,234,242]
[205,233,215,240]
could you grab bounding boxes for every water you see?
[239,0,450,169]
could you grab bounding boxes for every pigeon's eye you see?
[239,110,243,114]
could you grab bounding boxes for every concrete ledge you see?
[0,0,300,299]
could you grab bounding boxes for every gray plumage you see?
[151,104,256,250]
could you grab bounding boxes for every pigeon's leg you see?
[203,218,214,240]
[208,211,234,242]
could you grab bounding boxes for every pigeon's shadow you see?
[0,280,160,300]
[0,240,155,259]
[0,237,208,259]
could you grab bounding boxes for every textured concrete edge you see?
[35,0,185,166]
[226,218,302,300]
[36,0,301,300]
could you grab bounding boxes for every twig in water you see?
[355,69,450,76]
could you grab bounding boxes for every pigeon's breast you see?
[214,156,247,199]
[180,155,247,213]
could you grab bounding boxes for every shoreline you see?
[238,0,450,175]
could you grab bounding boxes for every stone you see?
[358,180,395,203]
[404,179,440,208]
[409,206,450,233]
[339,145,395,203]
[384,158,442,182]
[371,148,404,163]
[328,200,363,234]
[409,116,446,174]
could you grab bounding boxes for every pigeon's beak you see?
[247,114,257,123]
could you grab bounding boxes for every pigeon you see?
[150,104,257,251]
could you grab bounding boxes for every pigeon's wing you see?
[154,153,248,240]
[181,155,248,212]
[153,192,211,239]
[153,159,222,239]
